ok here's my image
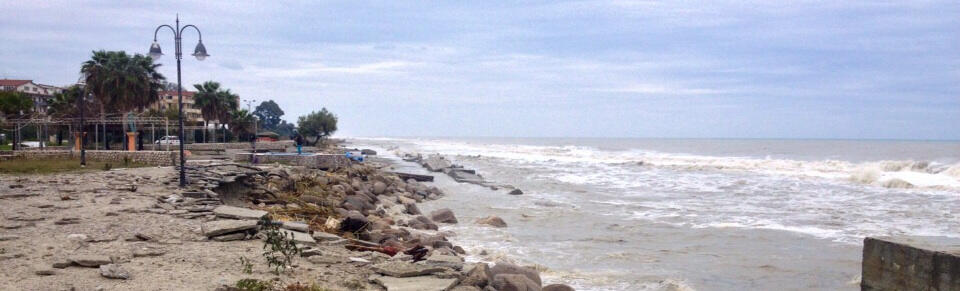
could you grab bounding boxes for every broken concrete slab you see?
[370,274,459,291]
[212,205,267,220]
[372,261,448,278]
[281,221,310,232]
[201,220,258,237]
[424,254,465,271]
[212,232,247,242]
[278,229,316,245]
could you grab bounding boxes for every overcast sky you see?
[1,1,958,139]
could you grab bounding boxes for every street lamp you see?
[76,77,87,167]
[150,15,209,187]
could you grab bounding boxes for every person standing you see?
[294,131,304,155]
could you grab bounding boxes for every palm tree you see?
[81,51,164,147]
[228,109,256,141]
[81,51,164,113]
[194,81,239,143]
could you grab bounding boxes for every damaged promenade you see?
[0,146,572,291]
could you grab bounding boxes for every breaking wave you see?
[387,138,960,190]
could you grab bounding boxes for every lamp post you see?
[243,99,258,157]
[76,78,87,167]
[149,15,209,187]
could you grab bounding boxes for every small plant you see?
[284,282,329,291]
[238,256,254,274]
[260,216,301,274]
[235,278,273,291]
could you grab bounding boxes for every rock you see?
[134,232,154,241]
[371,275,458,291]
[448,170,484,184]
[278,229,316,245]
[71,255,112,267]
[54,217,81,225]
[508,189,523,195]
[181,191,206,199]
[373,181,387,195]
[132,248,167,257]
[430,208,458,224]
[201,220,258,237]
[211,232,247,242]
[405,203,422,215]
[476,216,507,228]
[0,235,20,241]
[490,262,542,287]
[460,263,491,288]
[451,286,482,291]
[361,149,377,155]
[34,265,56,276]
[422,156,452,172]
[543,283,576,291]
[372,261,447,277]
[52,259,74,268]
[282,221,310,232]
[340,211,369,233]
[99,264,130,279]
[491,274,540,291]
[425,254,465,270]
[212,206,267,220]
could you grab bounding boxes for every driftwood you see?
[391,172,434,182]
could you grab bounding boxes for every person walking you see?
[294,131,304,155]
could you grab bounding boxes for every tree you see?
[194,81,239,142]
[297,108,337,145]
[81,50,165,114]
[253,100,284,130]
[274,120,296,139]
[228,109,256,141]
[0,91,34,118]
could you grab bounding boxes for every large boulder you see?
[543,284,576,291]
[430,208,458,224]
[343,195,374,212]
[340,211,370,233]
[460,263,491,288]
[491,274,540,291]
[476,216,507,228]
[372,181,387,195]
[490,262,541,287]
[361,149,377,155]
[422,155,452,172]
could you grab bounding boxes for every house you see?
[153,90,204,123]
[0,79,63,114]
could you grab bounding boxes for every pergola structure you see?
[1,114,220,151]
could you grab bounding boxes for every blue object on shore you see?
[346,151,364,162]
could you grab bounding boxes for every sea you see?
[345,137,960,291]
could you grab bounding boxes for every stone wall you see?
[6,150,179,166]
[184,141,293,151]
[862,236,960,291]
[233,153,352,170]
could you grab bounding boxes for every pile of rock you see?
[405,153,526,195]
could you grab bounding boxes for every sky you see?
[1,1,958,140]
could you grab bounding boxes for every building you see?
[153,90,204,123]
[0,79,63,114]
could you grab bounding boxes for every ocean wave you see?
[370,137,960,190]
